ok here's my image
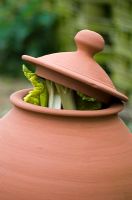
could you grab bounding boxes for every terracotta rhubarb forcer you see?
[0,30,132,200]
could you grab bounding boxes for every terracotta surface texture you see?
[0,89,132,200]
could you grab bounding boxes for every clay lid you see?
[22,29,128,104]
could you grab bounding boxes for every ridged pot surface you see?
[0,89,132,200]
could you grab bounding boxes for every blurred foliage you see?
[0,0,132,128]
[0,0,59,76]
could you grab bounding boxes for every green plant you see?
[23,65,102,110]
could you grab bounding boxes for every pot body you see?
[0,90,132,200]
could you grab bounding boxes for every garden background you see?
[0,0,132,130]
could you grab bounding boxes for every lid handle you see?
[75,30,105,56]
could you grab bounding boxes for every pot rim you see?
[10,89,124,117]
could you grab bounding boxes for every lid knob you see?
[75,30,105,55]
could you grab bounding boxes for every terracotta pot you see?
[0,89,132,200]
[0,29,132,199]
